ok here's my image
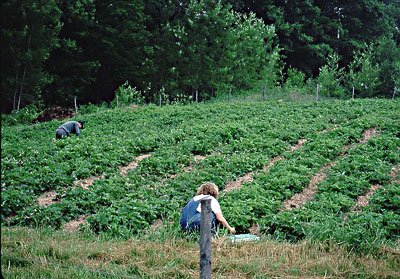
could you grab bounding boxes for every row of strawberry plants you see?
[12,130,294,231]
[10,101,342,232]
[259,133,399,252]
[220,123,369,231]
[3,99,398,240]
[1,104,248,218]
[2,100,345,222]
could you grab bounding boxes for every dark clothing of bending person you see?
[55,121,84,139]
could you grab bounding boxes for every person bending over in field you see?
[180,182,236,234]
[55,120,84,139]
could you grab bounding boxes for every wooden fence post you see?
[261,84,266,101]
[200,199,212,279]
[74,97,78,114]
[352,86,355,100]
[316,84,319,101]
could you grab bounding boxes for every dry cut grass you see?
[2,227,399,278]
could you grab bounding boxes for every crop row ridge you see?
[223,139,306,194]
[119,154,152,176]
[282,128,379,211]
[345,163,400,218]
[35,153,152,208]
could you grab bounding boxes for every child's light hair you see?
[197,182,219,198]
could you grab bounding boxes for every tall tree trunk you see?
[17,66,27,111]
[13,67,19,111]
[17,28,33,111]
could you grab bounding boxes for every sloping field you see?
[2,99,399,254]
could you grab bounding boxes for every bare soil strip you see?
[37,191,58,207]
[348,164,400,214]
[349,184,383,212]
[146,219,165,235]
[36,153,152,207]
[283,162,337,210]
[63,215,88,233]
[282,128,378,211]
[119,154,152,176]
[74,175,105,190]
[262,156,283,172]
[223,139,307,194]
[194,155,207,161]
[341,128,378,154]
[290,139,307,152]
[390,164,400,184]
[164,155,209,180]
[248,223,261,235]
[224,173,254,193]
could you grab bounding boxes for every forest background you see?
[1,0,400,115]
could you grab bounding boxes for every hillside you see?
[1,99,400,277]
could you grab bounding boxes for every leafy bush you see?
[284,67,306,93]
[78,102,108,115]
[110,81,144,108]
[348,44,381,98]
[1,104,42,126]
[373,36,400,98]
[317,53,345,98]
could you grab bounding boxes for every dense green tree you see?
[142,0,188,101]
[1,0,399,113]
[1,0,61,112]
[181,0,239,100]
[372,36,400,98]
[227,13,279,91]
[148,0,279,101]
[348,44,381,98]
[43,0,100,106]
[317,53,345,98]
[328,0,397,68]
[226,0,398,80]
[87,0,151,102]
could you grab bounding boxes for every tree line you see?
[1,0,399,113]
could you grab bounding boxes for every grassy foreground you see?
[2,227,399,278]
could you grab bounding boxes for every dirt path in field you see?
[63,215,88,233]
[223,139,307,194]
[36,153,152,207]
[282,162,337,210]
[347,164,399,215]
[390,164,400,184]
[39,154,152,232]
[349,184,383,212]
[74,174,105,190]
[168,155,207,180]
[37,191,58,207]
[119,154,152,176]
[282,128,378,211]
[222,139,307,235]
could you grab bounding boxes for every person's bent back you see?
[55,120,84,139]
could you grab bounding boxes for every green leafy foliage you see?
[2,99,399,253]
[110,81,144,107]
[317,53,345,98]
[348,44,381,98]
